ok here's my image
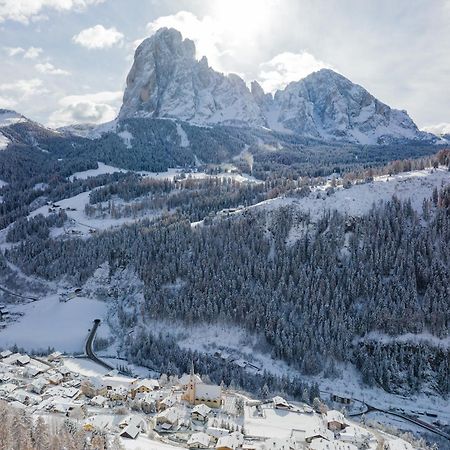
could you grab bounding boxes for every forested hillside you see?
[6,177,449,395]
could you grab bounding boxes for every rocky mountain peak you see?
[118,28,433,144]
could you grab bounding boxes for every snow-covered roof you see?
[310,438,358,450]
[31,377,48,390]
[188,432,211,447]
[179,373,202,385]
[48,373,64,384]
[272,396,290,408]
[305,427,334,441]
[0,350,12,358]
[156,406,181,423]
[338,424,373,443]
[120,423,140,439]
[216,431,244,450]
[134,378,160,390]
[84,415,111,430]
[91,395,107,406]
[326,410,346,424]
[46,386,79,398]
[207,427,230,438]
[17,355,31,365]
[83,377,106,389]
[192,403,211,417]
[161,394,177,407]
[195,382,221,400]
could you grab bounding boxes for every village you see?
[0,349,418,450]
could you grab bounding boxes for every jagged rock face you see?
[272,69,423,144]
[119,28,265,127]
[119,27,431,144]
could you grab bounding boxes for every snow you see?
[176,122,189,147]
[68,162,126,181]
[139,318,450,435]
[29,190,144,235]
[0,295,109,353]
[68,163,261,185]
[252,167,450,221]
[119,436,181,450]
[0,110,26,128]
[118,130,133,149]
[62,358,111,377]
[0,132,10,150]
[244,403,322,439]
[359,331,450,349]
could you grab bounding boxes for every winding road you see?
[84,319,114,371]
[321,390,450,441]
[0,284,38,302]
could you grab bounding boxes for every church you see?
[181,364,222,408]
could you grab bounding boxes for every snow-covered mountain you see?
[118,28,265,127]
[119,28,433,145]
[0,109,58,148]
[270,69,426,144]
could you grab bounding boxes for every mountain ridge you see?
[118,27,434,145]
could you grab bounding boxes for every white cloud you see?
[257,52,332,93]
[72,25,124,49]
[4,46,25,56]
[0,78,47,97]
[0,78,48,111]
[35,62,70,75]
[24,47,43,59]
[0,0,105,24]
[0,95,17,109]
[422,123,450,136]
[3,46,43,58]
[48,90,122,127]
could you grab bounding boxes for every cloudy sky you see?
[0,0,449,132]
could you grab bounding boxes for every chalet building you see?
[272,396,290,409]
[0,350,12,359]
[305,427,334,444]
[331,393,351,405]
[155,406,181,428]
[48,373,64,385]
[130,378,160,398]
[191,403,211,422]
[108,385,128,401]
[216,431,244,450]
[188,432,212,449]
[48,351,63,362]
[182,364,222,408]
[81,378,107,398]
[159,394,177,411]
[120,424,140,440]
[30,377,48,394]
[326,410,348,432]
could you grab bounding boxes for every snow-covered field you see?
[29,191,147,235]
[68,162,126,181]
[0,295,109,353]
[68,161,262,184]
[62,357,111,377]
[252,167,450,219]
[245,405,321,439]
[119,436,184,450]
